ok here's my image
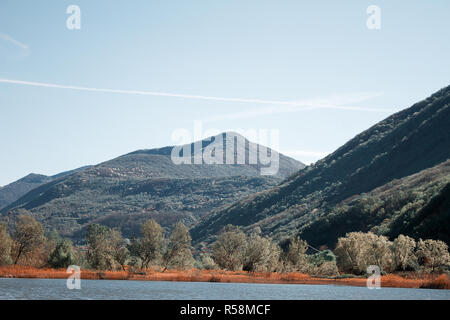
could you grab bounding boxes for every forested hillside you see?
[1,133,303,241]
[191,85,450,246]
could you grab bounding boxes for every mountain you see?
[300,159,450,247]
[0,167,90,210]
[0,174,52,210]
[1,132,304,241]
[191,85,450,246]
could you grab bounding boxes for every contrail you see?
[0,78,320,106]
[0,78,393,115]
[0,33,29,50]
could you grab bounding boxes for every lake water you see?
[0,278,449,300]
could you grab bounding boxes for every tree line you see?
[1,215,449,276]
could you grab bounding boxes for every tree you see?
[308,250,339,276]
[416,239,450,273]
[365,233,393,273]
[12,215,45,265]
[212,225,247,271]
[129,219,164,269]
[48,239,76,268]
[198,254,218,270]
[243,233,280,272]
[111,230,129,271]
[335,232,394,274]
[282,236,310,272]
[0,224,12,265]
[162,222,194,271]
[391,235,416,271]
[86,224,124,270]
[335,232,366,274]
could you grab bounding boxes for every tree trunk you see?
[14,246,24,265]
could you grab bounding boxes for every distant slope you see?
[191,85,450,245]
[0,174,52,209]
[300,160,450,247]
[0,167,90,210]
[1,132,303,240]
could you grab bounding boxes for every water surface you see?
[0,278,448,300]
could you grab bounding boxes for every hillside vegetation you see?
[191,85,450,246]
[0,166,92,210]
[300,160,450,248]
[1,133,303,241]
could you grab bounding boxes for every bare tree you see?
[12,215,45,265]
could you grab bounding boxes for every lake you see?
[0,278,449,300]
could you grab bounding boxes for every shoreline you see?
[1,266,449,290]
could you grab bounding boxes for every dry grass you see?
[0,265,448,289]
[420,274,450,289]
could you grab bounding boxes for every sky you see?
[0,0,449,186]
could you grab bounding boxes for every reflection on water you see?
[0,278,449,300]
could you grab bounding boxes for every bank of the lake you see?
[0,265,449,290]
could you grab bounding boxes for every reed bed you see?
[0,266,448,289]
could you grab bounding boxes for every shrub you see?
[416,239,450,273]
[0,224,12,265]
[48,239,76,268]
[212,225,247,271]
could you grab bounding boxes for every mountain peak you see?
[18,173,49,183]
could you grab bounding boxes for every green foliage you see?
[300,162,450,248]
[335,232,393,274]
[129,219,164,269]
[0,134,302,241]
[243,232,280,272]
[391,235,416,271]
[196,254,218,270]
[281,237,311,273]
[2,173,281,241]
[334,232,450,275]
[48,239,76,268]
[85,224,126,270]
[192,87,450,245]
[162,222,194,270]
[308,250,336,266]
[212,225,247,271]
[0,174,53,210]
[416,239,450,272]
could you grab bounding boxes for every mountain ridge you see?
[191,85,450,245]
[0,167,91,210]
[1,132,304,241]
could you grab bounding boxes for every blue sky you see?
[0,0,449,186]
